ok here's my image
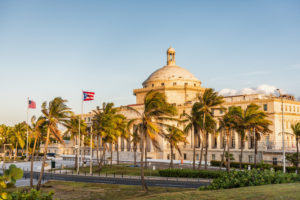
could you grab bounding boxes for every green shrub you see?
[11,189,54,200]
[210,160,298,173]
[159,168,223,179]
[200,169,300,190]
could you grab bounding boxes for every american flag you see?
[28,100,36,109]
[83,91,95,101]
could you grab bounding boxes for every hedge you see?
[158,168,223,179]
[200,169,300,190]
[210,160,297,173]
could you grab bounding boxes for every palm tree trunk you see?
[145,134,148,169]
[110,143,113,166]
[116,143,119,165]
[30,136,38,188]
[192,126,196,170]
[170,143,173,168]
[254,132,257,168]
[296,137,299,174]
[239,136,243,169]
[36,128,51,190]
[134,144,137,166]
[220,133,226,170]
[203,113,208,169]
[199,137,204,169]
[14,142,18,160]
[98,145,106,171]
[96,136,99,164]
[226,130,230,172]
[140,130,148,192]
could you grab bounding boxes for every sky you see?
[0,0,299,125]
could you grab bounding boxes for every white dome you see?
[143,65,200,86]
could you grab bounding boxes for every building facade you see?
[57,48,300,165]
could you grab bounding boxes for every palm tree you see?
[181,103,202,170]
[29,116,46,188]
[291,122,300,173]
[197,88,224,169]
[131,125,140,166]
[229,104,271,169]
[115,115,128,165]
[245,104,272,167]
[218,108,238,172]
[165,126,187,168]
[198,114,216,169]
[92,103,124,170]
[36,97,71,190]
[126,91,177,192]
[64,115,87,169]
[12,122,27,160]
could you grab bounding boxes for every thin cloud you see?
[219,84,281,97]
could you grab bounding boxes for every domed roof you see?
[167,47,176,53]
[143,65,200,86]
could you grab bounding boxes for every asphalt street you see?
[24,171,210,188]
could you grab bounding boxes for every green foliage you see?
[159,168,223,179]
[4,165,23,186]
[286,153,300,167]
[10,189,54,200]
[200,169,300,190]
[210,160,297,173]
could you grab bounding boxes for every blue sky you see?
[0,0,299,125]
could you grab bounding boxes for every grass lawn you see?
[37,180,190,200]
[136,183,300,200]
[66,164,160,176]
[13,181,300,200]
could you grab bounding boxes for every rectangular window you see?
[249,155,253,163]
[273,157,278,166]
[263,104,268,111]
[184,153,187,160]
[167,154,170,160]
[152,84,154,87]
[161,83,164,86]
[212,154,216,160]
[184,82,188,86]
[173,82,177,86]
[231,134,235,148]
[196,154,199,160]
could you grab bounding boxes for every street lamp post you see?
[277,89,286,173]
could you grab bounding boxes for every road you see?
[24,171,210,188]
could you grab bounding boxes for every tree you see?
[92,103,126,170]
[246,104,272,167]
[291,122,300,173]
[197,88,224,169]
[181,103,202,170]
[126,91,177,192]
[11,122,27,160]
[29,116,46,188]
[229,104,272,169]
[165,126,187,168]
[218,109,235,172]
[64,115,87,169]
[36,97,71,190]
[131,125,140,166]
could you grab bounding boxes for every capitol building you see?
[50,48,300,166]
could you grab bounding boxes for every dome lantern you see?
[167,47,176,65]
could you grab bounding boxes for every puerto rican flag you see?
[28,100,36,109]
[83,91,95,101]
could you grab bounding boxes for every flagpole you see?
[26,97,29,160]
[90,126,93,175]
[77,92,83,174]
